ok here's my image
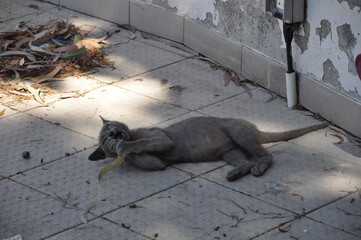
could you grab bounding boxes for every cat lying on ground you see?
[89,116,327,181]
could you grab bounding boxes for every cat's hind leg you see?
[222,149,255,181]
[127,153,169,170]
[225,130,273,177]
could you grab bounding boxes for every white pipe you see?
[286,71,297,108]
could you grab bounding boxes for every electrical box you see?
[266,0,305,23]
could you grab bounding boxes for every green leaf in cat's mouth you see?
[98,155,125,180]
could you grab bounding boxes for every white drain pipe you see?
[286,71,297,108]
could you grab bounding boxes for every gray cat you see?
[89,116,327,181]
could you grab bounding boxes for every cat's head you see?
[88,116,130,161]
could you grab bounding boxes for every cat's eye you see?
[106,124,111,131]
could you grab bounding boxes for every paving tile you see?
[0,0,55,23]
[90,35,187,83]
[114,58,245,110]
[203,142,361,214]
[46,218,149,240]
[291,127,361,167]
[308,193,361,238]
[0,7,65,30]
[46,7,126,39]
[0,113,95,177]
[0,104,19,119]
[254,216,360,240]
[26,85,189,138]
[7,76,107,112]
[104,177,293,240]
[198,88,324,132]
[0,179,82,240]
[60,0,129,25]
[12,149,192,216]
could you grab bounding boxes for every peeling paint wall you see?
[141,0,361,102]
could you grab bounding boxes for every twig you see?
[226,199,247,215]
[336,207,361,217]
[247,206,284,216]
[217,209,244,228]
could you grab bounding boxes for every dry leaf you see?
[0,50,36,61]
[224,71,232,87]
[0,109,5,117]
[128,30,136,40]
[24,82,45,105]
[62,46,86,59]
[52,44,79,53]
[278,223,292,232]
[28,41,56,55]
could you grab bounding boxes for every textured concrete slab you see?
[60,0,129,25]
[0,179,82,240]
[290,127,361,167]
[46,217,149,240]
[7,76,107,110]
[0,113,95,177]
[27,85,189,138]
[91,35,187,83]
[255,216,360,240]
[198,87,324,132]
[12,149,192,216]
[114,58,245,110]
[104,177,293,240]
[0,0,55,23]
[308,193,361,238]
[47,7,126,39]
[203,142,361,214]
[0,8,65,30]
[0,105,18,119]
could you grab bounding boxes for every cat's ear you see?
[88,147,106,161]
[99,115,109,125]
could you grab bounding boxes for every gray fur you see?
[89,116,327,181]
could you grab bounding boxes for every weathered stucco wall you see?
[140,0,361,102]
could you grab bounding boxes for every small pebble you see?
[22,151,30,159]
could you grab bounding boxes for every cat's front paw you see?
[115,141,125,156]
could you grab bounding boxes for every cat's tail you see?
[259,123,328,144]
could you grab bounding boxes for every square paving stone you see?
[198,88,325,132]
[0,0,55,22]
[12,149,193,217]
[290,127,361,167]
[0,113,95,177]
[203,142,361,214]
[104,177,294,240]
[0,179,82,240]
[27,85,189,138]
[0,105,18,119]
[47,7,126,39]
[46,217,149,240]
[308,193,361,237]
[254,216,359,240]
[114,58,246,110]
[90,35,187,83]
